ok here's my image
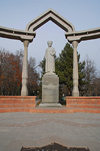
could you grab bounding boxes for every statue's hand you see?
[50,49,55,56]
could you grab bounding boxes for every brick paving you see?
[0,112,100,151]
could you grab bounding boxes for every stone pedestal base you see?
[39,103,62,107]
[41,73,59,105]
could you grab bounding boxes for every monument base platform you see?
[39,103,62,108]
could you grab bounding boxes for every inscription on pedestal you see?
[42,73,59,103]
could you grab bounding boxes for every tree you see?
[39,57,45,75]
[28,57,40,96]
[93,77,100,96]
[55,43,73,96]
[83,56,97,96]
[0,49,40,96]
[0,49,22,95]
[55,43,86,97]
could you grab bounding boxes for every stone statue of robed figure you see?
[40,41,61,107]
[45,41,55,73]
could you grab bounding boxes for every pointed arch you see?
[26,9,75,32]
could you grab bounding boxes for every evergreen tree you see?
[55,43,73,96]
[56,43,86,97]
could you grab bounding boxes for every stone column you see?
[21,40,29,96]
[72,41,79,96]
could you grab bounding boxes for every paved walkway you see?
[0,112,100,151]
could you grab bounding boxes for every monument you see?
[0,9,100,97]
[40,41,61,107]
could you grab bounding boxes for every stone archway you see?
[0,9,100,97]
[25,9,75,32]
[23,9,79,97]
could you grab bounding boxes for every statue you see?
[40,41,61,107]
[45,41,56,74]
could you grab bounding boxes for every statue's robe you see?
[45,47,55,73]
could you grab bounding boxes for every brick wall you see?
[0,96,36,113]
[0,96,100,113]
[66,97,100,108]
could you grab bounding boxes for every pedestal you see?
[40,73,61,107]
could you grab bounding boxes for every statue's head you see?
[47,41,53,47]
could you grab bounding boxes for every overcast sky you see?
[0,0,100,74]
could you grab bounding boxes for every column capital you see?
[72,41,78,48]
[23,40,29,48]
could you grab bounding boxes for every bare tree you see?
[0,49,40,96]
[83,56,97,96]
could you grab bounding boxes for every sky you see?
[0,0,100,74]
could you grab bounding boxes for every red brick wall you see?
[66,97,100,108]
[0,96,100,113]
[0,96,36,113]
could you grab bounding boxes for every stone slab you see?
[39,103,62,107]
[42,73,59,103]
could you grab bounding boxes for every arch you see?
[26,9,75,32]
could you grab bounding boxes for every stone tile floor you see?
[0,112,100,151]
